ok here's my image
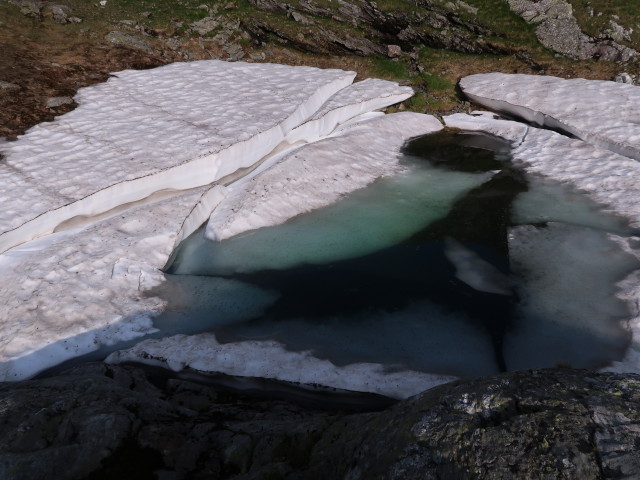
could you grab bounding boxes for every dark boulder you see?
[1,364,639,479]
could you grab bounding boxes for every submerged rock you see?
[1,363,639,479]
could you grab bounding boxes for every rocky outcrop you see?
[6,0,80,22]
[105,31,155,52]
[1,364,639,479]
[243,0,511,57]
[506,0,638,61]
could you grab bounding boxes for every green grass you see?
[421,72,452,91]
[569,0,640,49]
[404,92,428,111]
[371,57,409,80]
[463,0,542,49]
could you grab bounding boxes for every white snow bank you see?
[105,333,457,399]
[205,112,443,242]
[459,73,640,160]
[285,78,413,144]
[0,185,217,381]
[0,61,356,254]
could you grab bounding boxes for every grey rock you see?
[456,0,478,15]
[604,20,633,43]
[224,43,245,61]
[614,72,635,84]
[7,0,43,18]
[48,4,71,24]
[45,96,73,108]
[0,81,20,90]
[165,37,181,51]
[387,44,402,57]
[507,0,639,61]
[105,31,154,52]
[1,364,640,479]
[291,11,314,26]
[444,0,477,15]
[191,16,220,36]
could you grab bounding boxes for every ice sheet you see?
[0,61,356,254]
[459,73,640,160]
[506,223,637,371]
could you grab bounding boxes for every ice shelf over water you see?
[0,60,419,382]
[459,73,640,160]
[105,334,457,400]
[205,112,443,242]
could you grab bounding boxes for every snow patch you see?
[459,73,640,160]
[105,333,458,399]
[0,61,356,254]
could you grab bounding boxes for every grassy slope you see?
[0,0,638,138]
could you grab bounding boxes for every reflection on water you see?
[161,131,638,378]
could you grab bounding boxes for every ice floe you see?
[459,73,640,160]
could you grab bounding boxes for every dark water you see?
[159,131,637,379]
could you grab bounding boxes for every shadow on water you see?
[202,132,523,373]
[157,131,637,380]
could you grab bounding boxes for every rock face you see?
[1,364,639,479]
[506,0,638,61]
[243,0,510,57]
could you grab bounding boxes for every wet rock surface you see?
[1,363,639,479]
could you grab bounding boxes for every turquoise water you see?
[159,131,638,378]
[170,165,493,276]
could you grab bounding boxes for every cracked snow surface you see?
[459,73,640,160]
[0,61,355,253]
